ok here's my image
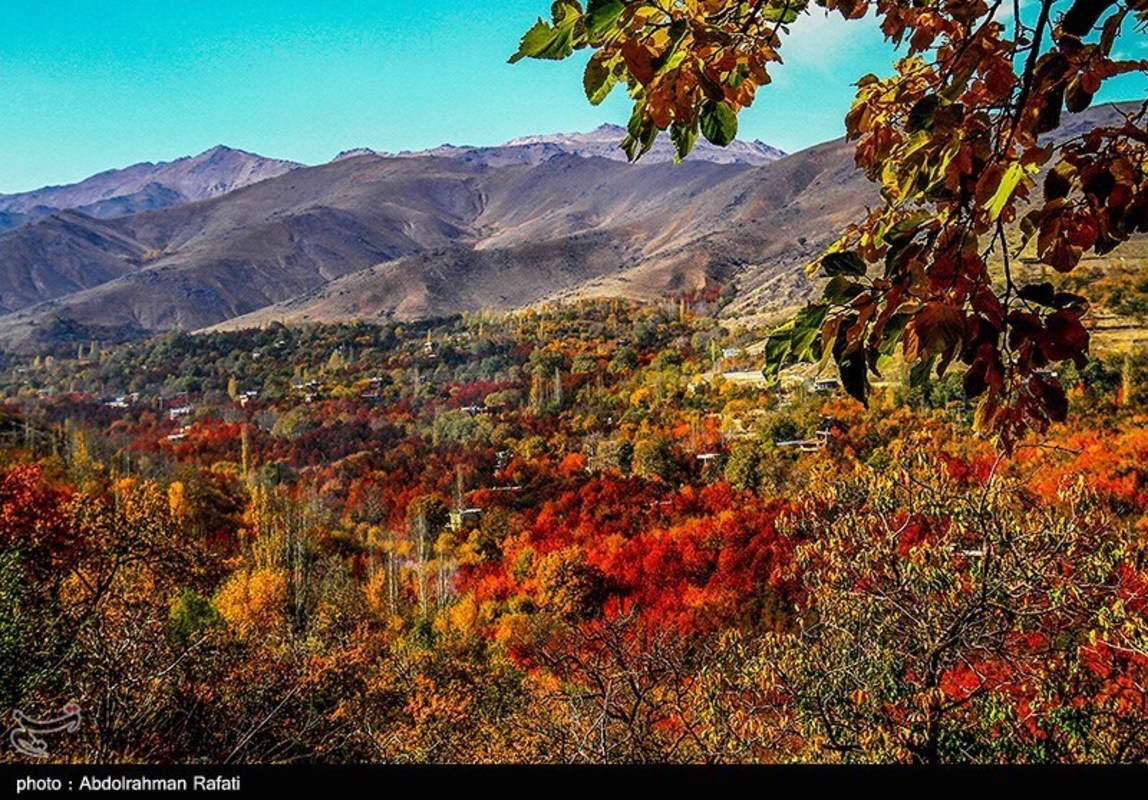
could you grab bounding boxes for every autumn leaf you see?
[903,303,964,365]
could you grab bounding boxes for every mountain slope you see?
[0,144,855,346]
[0,106,1139,353]
[0,152,765,347]
[216,136,871,331]
[0,157,493,340]
[0,212,152,314]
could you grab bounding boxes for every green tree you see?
[632,436,674,482]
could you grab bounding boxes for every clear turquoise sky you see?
[0,1,1143,193]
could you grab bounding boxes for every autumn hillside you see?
[4,301,1148,762]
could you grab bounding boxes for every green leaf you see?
[509,20,572,62]
[760,0,806,23]
[821,251,868,277]
[621,128,657,162]
[508,2,584,63]
[510,20,550,63]
[907,95,940,133]
[762,303,829,380]
[658,47,688,76]
[909,355,937,390]
[551,0,582,24]
[725,64,750,89]
[762,331,792,382]
[670,122,698,162]
[884,239,913,278]
[823,275,864,306]
[585,0,624,40]
[984,161,1027,222]
[700,101,738,147]
[882,212,932,245]
[584,54,617,105]
[790,303,830,362]
[877,313,912,356]
[622,104,658,161]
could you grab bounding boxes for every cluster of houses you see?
[292,380,325,404]
[775,417,838,452]
[168,405,193,421]
[102,393,141,409]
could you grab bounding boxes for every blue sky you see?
[0,1,1142,193]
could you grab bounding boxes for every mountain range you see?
[0,108,1137,353]
[374,124,787,167]
[0,147,302,235]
